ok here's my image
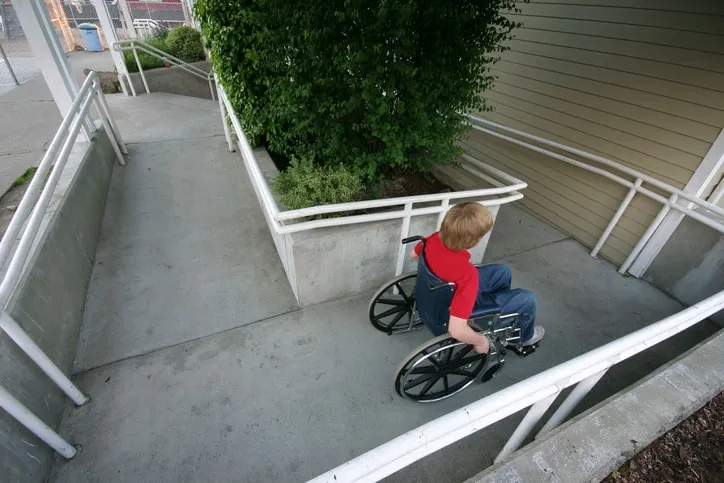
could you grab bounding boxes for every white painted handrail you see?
[466,115,724,275]
[0,71,126,460]
[112,40,216,100]
[310,289,724,482]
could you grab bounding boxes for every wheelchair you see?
[368,236,539,402]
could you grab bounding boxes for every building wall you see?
[463,0,724,266]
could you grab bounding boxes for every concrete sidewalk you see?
[49,141,721,483]
[0,51,114,195]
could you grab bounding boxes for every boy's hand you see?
[409,249,419,261]
[474,336,490,354]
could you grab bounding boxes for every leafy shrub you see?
[195,0,523,178]
[273,159,364,210]
[123,37,167,73]
[165,26,205,63]
[146,28,169,44]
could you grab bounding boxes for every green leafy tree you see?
[195,0,523,178]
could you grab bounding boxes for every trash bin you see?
[78,23,103,52]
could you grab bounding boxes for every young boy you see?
[412,202,544,354]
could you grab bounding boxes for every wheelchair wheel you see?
[368,273,423,334]
[394,334,488,402]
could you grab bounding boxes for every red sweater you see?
[414,232,478,319]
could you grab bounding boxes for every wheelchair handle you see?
[401,235,423,245]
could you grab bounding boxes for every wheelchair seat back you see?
[415,242,455,336]
[412,237,504,337]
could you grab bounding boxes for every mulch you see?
[376,169,449,198]
[601,391,724,483]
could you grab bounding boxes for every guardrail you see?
[310,289,724,482]
[0,71,126,460]
[467,115,724,276]
[112,39,215,100]
[305,115,724,481]
[215,83,527,277]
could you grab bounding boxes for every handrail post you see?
[536,369,608,438]
[0,311,89,406]
[395,202,414,277]
[0,383,78,459]
[437,198,450,229]
[91,82,126,165]
[0,42,19,85]
[216,76,235,153]
[495,391,559,463]
[94,85,128,155]
[208,76,216,101]
[132,42,150,94]
[619,194,677,274]
[592,178,642,258]
[123,43,137,97]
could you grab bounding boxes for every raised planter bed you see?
[219,86,527,306]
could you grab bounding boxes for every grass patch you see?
[12,167,37,188]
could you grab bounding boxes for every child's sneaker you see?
[522,326,545,346]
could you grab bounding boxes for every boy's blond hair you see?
[439,202,494,251]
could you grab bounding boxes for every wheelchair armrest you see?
[470,292,501,317]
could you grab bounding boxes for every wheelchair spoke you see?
[375,304,408,320]
[396,283,412,302]
[387,308,409,329]
[419,376,441,396]
[376,298,407,306]
[404,372,438,390]
[409,365,437,374]
[425,350,441,367]
[453,345,473,361]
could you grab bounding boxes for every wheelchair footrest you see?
[509,343,538,357]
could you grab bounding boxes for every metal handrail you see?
[112,40,216,100]
[0,71,126,460]
[466,115,724,275]
[310,289,724,482]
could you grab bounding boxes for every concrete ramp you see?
[73,93,297,371]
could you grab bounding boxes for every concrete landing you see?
[484,203,570,262]
[104,92,224,144]
[52,217,719,482]
[73,93,297,371]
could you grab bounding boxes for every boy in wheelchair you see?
[410,202,545,354]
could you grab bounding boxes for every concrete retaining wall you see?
[129,61,212,100]
[466,329,724,483]
[252,147,498,307]
[645,217,724,325]
[0,127,116,483]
